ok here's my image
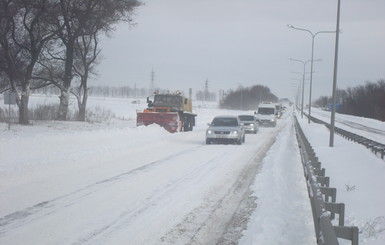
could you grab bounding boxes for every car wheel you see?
[206,139,211,145]
[236,138,242,145]
[242,135,245,143]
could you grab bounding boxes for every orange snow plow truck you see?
[136,91,197,133]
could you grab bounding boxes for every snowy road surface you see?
[311,108,385,144]
[0,102,314,244]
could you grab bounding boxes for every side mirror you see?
[207,123,211,126]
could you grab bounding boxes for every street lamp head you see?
[289,58,298,61]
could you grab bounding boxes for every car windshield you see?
[258,107,275,115]
[211,118,239,127]
[153,95,181,106]
[239,115,254,121]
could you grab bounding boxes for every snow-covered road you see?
[2,96,385,244]
[0,100,315,244]
[310,108,385,144]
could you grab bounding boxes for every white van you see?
[255,103,277,127]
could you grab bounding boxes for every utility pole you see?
[204,79,209,102]
[149,68,155,95]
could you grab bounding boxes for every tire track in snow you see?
[72,145,242,245]
[0,145,204,236]
[1,119,288,244]
[312,109,385,137]
[338,119,385,136]
[160,120,287,244]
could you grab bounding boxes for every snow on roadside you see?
[297,114,385,245]
[240,114,315,245]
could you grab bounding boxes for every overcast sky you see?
[95,0,385,101]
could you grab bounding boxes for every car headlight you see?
[207,130,213,134]
[231,130,238,135]
[250,123,254,126]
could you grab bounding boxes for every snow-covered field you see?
[0,95,384,244]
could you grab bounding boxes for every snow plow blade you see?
[136,112,180,133]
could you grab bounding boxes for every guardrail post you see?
[314,168,325,177]
[334,226,359,245]
[311,161,321,170]
[317,212,339,245]
[382,149,385,159]
[317,176,330,187]
[320,187,337,203]
[325,202,345,226]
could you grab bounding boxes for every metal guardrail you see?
[307,114,385,160]
[294,116,359,245]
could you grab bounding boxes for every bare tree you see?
[0,0,21,93]
[54,0,141,120]
[0,0,59,124]
[340,80,385,121]
[72,32,100,121]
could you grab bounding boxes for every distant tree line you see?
[0,0,142,123]
[33,84,218,101]
[313,89,347,109]
[34,84,149,98]
[220,85,278,110]
[313,80,385,121]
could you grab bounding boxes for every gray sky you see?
[95,0,385,101]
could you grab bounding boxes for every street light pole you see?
[287,24,335,123]
[290,58,312,118]
[291,79,301,110]
[330,0,342,147]
[291,72,305,114]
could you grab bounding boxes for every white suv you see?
[206,116,246,145]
